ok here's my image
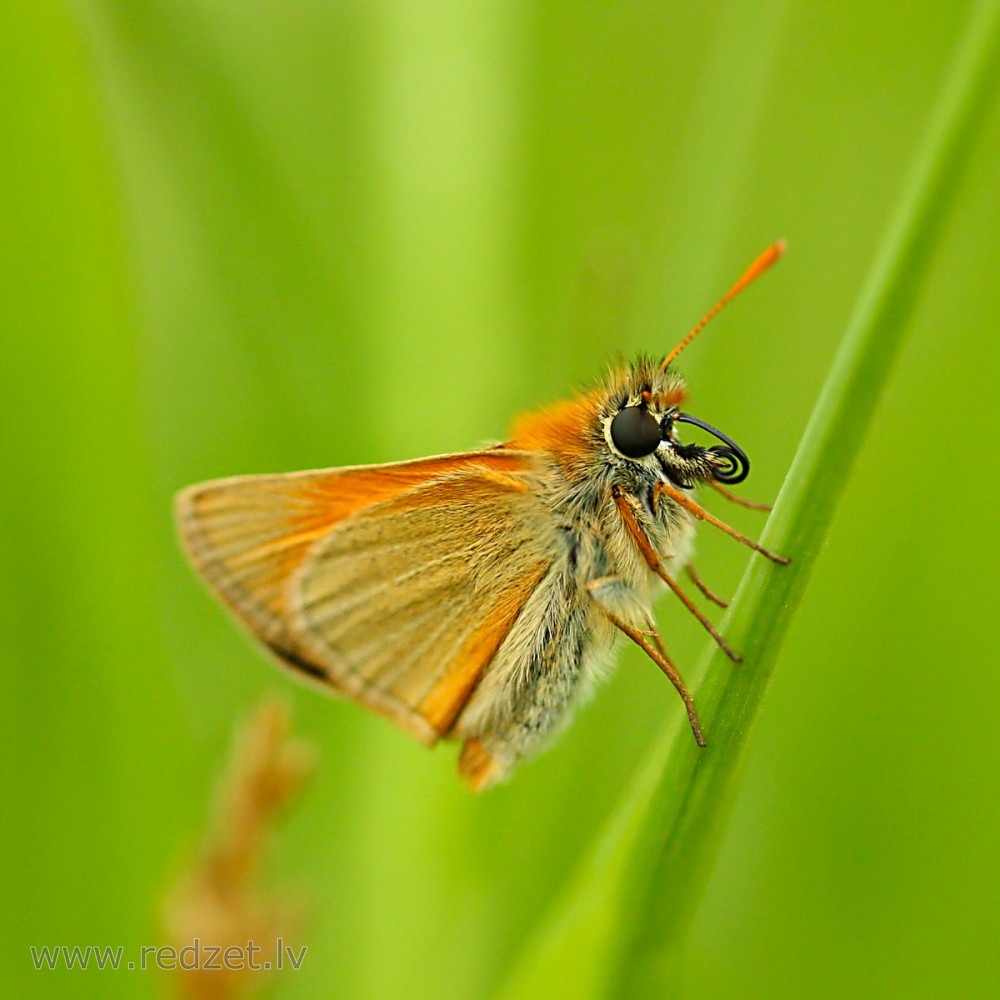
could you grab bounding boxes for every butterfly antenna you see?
[660,240,785,371]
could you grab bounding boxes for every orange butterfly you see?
[176,244,787,790]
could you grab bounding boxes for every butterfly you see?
[176,243,788,790]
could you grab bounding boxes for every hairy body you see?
[452,359,698,785]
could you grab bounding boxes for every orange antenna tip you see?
[660,241,785,371]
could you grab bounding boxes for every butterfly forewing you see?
[176,451,553,744]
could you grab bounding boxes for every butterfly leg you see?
[588,575,705,747]
[686,563,729,609]
[653,481,790,564]
[708,479,773,511]
[612,485,741,662]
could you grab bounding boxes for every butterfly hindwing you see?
[288,466,555,742]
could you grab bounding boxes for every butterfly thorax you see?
[506,356,700,595]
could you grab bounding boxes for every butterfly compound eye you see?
[610,406,662,458]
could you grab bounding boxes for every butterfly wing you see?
[176,450,554,744]
[289,468,556,743]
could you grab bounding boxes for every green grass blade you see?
[495,3,1000,997]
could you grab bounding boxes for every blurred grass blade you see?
[495,3,1000,998]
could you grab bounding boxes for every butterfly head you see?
[601,356,749,487]
[511,244,784,489]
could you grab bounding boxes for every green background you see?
[3,2,999,997]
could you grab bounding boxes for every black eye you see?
[610,406,662,458]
